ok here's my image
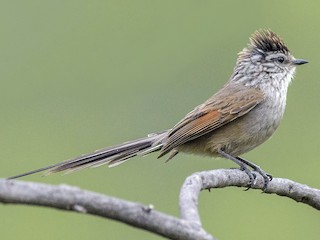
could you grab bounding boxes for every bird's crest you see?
[238,29,289,60]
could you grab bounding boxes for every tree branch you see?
[0,178,214,240]
[179,169,320,225]
[1,169,319,240]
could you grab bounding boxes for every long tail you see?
[7,131,168,179]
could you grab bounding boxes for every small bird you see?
[8,30,308,189]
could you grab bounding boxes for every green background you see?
[0,1,318,239]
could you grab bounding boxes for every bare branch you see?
[1,169,319,240]
[179,169,320,223]
[0,179,214,240]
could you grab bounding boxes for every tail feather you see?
[7,131,168,179]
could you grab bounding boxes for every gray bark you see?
[1,169,319,240]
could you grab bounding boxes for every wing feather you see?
[158,83,265,157]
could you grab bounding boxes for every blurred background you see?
[0,1,318,239]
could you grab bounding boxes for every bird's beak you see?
[293,58,308,65]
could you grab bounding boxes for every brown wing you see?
[158,83,265,157]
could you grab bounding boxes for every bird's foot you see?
[237,157,272,191]
[217,149,272,191]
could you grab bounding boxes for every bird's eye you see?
[277,56,285,63]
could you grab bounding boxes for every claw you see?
[239,166,257,190]
[251,166,272,191]
[260,172,272,191]
[267,173,273,181]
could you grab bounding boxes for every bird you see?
[8,29,308,189]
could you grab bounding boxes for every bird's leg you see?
[236,156,272,191]
[218,149,256,188]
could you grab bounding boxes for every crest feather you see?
[238,29,289,61]
[250,29,288,53]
